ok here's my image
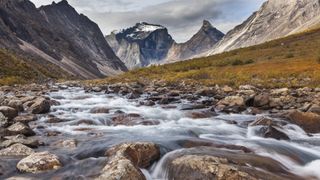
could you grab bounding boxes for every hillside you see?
[0,49,72,85]
[92,27,320,88]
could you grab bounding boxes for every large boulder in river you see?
[17,151,62,173]
[0,106,18,120]
[0,143,35,156]
[7,122,35,136]
[29,98,51,114]
[287,111,320,133]
[98,142,160,180]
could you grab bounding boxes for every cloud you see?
[30,0,265,42]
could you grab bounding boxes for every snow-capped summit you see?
[106,22,174,69]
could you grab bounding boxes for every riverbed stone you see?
[28,98,51,114]
[13,114,37,124]
[90,107,110,114]
[0,106,18,120]
[7,100,24,112]
[0,112,8,128]
[287,111,320,133]
[307,104,320,115]
[7,122,35,136]
[249,117,278,127]
[253,93,270,108]
[263,126,290,140]
[1,135,39,148]
[0,143,35,156]
[16,151,62,173]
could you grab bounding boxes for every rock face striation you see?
[206,0,320,55]
[0,0,127,79]
[106,21,224,68]
[106,22,175,69]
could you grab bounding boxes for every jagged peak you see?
[134,22,166,32]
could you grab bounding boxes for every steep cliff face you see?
[207,0,320,55]
[166,20,224,63]
[106,22,174,69]
[0,0,127,79]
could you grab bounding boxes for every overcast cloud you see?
[31,0,265,42]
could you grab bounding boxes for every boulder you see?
[187,110,217,119]
[106,142,160,168]
[0,112,8,128]
[263,126,290,140]
[253,94,270,108]
[16,152,62,173]
[195,88,216,97]
[53,139,77,148]
[1,135,39,148]
[0,106,18,120]
[28,98,51,114]
[287,111,320,133]
[7,122,35,136]
[222,86,233,93]
[307,104,320,115]
[271,88,289,96]
[0,143,35,156]
[249,117,278,127]
[13,114,37,124]
[218,96,245,107]
[7,100,24,112]
[90,107,110,114]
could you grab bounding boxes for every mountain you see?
[0,0,127,79]
[106,22,174,69]
[166,20,224,63]
[206,0,320,55]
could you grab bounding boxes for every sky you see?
[30,0,265,43]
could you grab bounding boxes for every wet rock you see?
[140,100,155,106]
[90,107,110,114]
[307,104,320,115]
[106,142,160,168]
[0,112,8,128]
[7,122,35,136]
[127,92,141,99]
[169,155,257,180]
[253,93,270,108]
[168,147,298,180]
[180,140,251,153]
[53,139,77,148]
[168,90,181,97]
[188,110,217,119]
[7,100,24,112]
[0,143,35,156]
[45,116,64,123]
[111,114,145,126]
[17,151,62,173]
[264,126,290,140]
[97,156,146,180]
[98,142,160,180]
[1,135,39,148]
[158,97,178,105]
[180,104,206,111]
[218,96,245,107]
[28,98,51,114]
[49,100,61,106]
[0,106,18,120]
[249,117,278,127]
[13,114,37,124]
[287,111,320,133]
[195,88,216,97]
[72,119,99,126]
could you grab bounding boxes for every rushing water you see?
[5,87,320,179]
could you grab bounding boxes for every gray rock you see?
[29,98,51,114]
[17,151,62,173]
[13,114,37,124]
[0,143,35,156]
[0,106,18,120]
[7,122,35,136]
[0,112,8,128]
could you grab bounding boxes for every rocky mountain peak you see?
[202,20,213,30]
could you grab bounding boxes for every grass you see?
[89,27,320,88]
[0,49,72,85]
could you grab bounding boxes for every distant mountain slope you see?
[0,0,127,79]
[166,20,224,63]
[207,0,320,55]
[95,27,320,88]
[106,22,174,69]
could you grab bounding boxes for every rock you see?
[180,104,206,111]
[195,88,215,97]
[140,100,155,106]
[0,112,8,128]
[0,143,35,156]
[263,126,290,140]
[127,92,141,99]
[239,85,256,90]
[0,106,18,120]
[188,110,217,119]
[169,155,257,180]
[7,100,24,112]
[90,107,110,114]
[168,90,181,97]
[271,88,289,96]
[253,93,270,108]
[106,142,160,168]
[287,111,320,133]
[158,97,178,105]
[98,142,160,180]
[249,117,278,127]
[218,96,244,107]
[7,122,35,136]
[222,86,233,93]
[111,114,145,126]
[16,152,62,173]
[307,104,320,115]
[1,135,39,148]
[29,98,51,114]
[97,156,146,180]
[13,114,37,124]
[53,139,77,148]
